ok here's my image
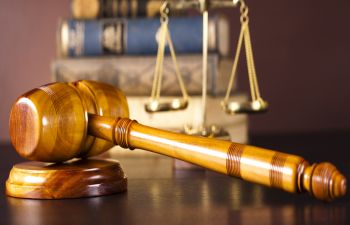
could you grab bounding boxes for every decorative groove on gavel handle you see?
[88,114,347,201]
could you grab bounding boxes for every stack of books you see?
[51,0,248,174]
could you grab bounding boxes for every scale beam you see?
[169,0,239,12]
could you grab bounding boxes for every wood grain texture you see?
[9,80,129,162]
[71,80,129,157]
[9,83,87,162]
[89,115,347,201]
[6,159,127,199]
[8,80,347,201]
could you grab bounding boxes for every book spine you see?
[71,0,163,19]
[58,16,227,57]
[51,54,233,96]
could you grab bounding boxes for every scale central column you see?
[201,2,209,132]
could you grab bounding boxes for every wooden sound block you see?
[6,158,127,199]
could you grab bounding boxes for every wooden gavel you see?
[9,80,346,201]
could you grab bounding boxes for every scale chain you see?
[149,0,189,110]
[223,0,266,109]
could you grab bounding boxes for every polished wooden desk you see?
[1,131,349,225]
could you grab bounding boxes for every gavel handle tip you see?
[303,163,347,201]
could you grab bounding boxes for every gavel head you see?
[9,80,129,162]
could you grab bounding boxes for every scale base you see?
[6,158,127,199]
[183,125,231,140]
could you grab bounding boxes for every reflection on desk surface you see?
[6,175,349,225]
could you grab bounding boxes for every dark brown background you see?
[1,0,350,142]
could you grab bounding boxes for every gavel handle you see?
[88,115,346,201]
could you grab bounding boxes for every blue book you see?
[58,16,229,57]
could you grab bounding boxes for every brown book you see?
[52,54,235,96]
[71,0,167,19]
